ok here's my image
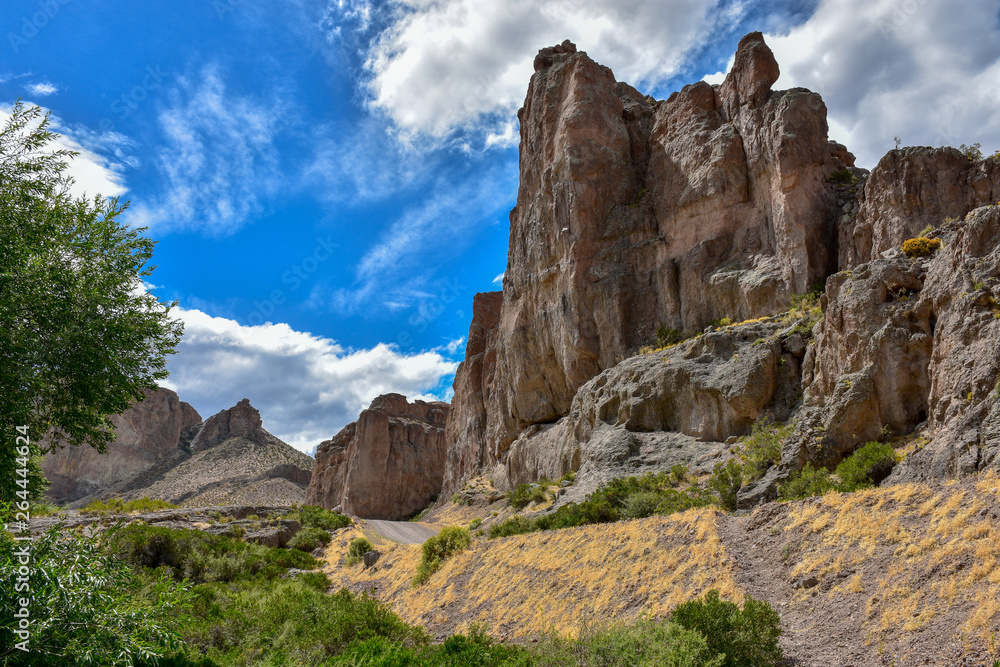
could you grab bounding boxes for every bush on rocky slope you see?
[413,526,472,586]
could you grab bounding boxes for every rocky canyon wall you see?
[306,394,449,520]
[41,387,202,504]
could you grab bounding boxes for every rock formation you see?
[444,32,855,490]
[442,33,1000,502]
[441,291,502,495]
[43,394,314,507]
[114,398,314,506]
[41,387,202,504]
[306,394,449,520]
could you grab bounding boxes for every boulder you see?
[306,394,450,520]
[505,317,807,495]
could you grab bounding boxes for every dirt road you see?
[365,520,439,544]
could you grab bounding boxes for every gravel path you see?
[366,520,439,544]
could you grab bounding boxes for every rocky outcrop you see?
[441,291,502,496]
[504,317,808,496]
[189,398,264,451]
[742,204,1000,503]
[307,394,449,520]
[447,33,854,486]
[41,387,202,504]
[45,395,315,508]
[841,147,1000,267]
[113,399,315,507]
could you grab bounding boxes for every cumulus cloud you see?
[356,0,749,141]
[128,66,287,235]
[162,306,458,453]
[26,81,58,96]
[0,104,128,199]
[765,0,1000,167]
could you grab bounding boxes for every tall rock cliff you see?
[41,387,202,504]
[306,394,450,520]
[444,33,855,491]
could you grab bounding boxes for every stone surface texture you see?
[742,205,1000,503]
[307,394,450,520]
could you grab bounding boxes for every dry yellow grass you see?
[325,509,738,639]
[781,475,1000,651]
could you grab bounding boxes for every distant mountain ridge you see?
[42,391,314,507]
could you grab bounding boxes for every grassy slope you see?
[321,471,1000,666]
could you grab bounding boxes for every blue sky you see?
[3,0,999,452]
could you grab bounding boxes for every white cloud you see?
[766,0,1000,167]
[0,104,128,200]
[491,272,505,285]
[129,66,287,235]
[26,81,58,97]
[163,306,458,452]
[357,0,747,141]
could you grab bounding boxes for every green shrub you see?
[669,464,688,485]
[80,496,177,515]
[469,518,482,530]
[507,481,550,509]
[739,420,793,481]
[656,325,693,348]
[488,515,537,539]
[825,168,858,185]
[709,460,744,511]
[1,527,192,666]
[620,491,662,520]
[672,590,783,667]
[902,237,942,257]
[106,523,315,584]
[532,617,722,667]
[835,441,898,492]
[296,504,351,531]
[288,526,332,552]
[960,142,984,161]
[413,527,471,586]
[777,463,836,501]
[346,537,374,566]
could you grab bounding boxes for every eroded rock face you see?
[306,394,450,519]
[742,205,1000,503]
[457,32,852,474]
[190,398,264,451]
[841,147,1000,268]
[503,317,807,492]
[441,292,503,496]
[41,387,202,504]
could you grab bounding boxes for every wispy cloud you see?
[491,272,504,285]
[26,81,58,96]
[164,306,458,452]
[328,163,516,314]
[129,65,288,235]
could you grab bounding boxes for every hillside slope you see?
[322,472,1000,667]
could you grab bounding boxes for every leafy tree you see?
[0,526,193,666]
[0,101,182,506]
